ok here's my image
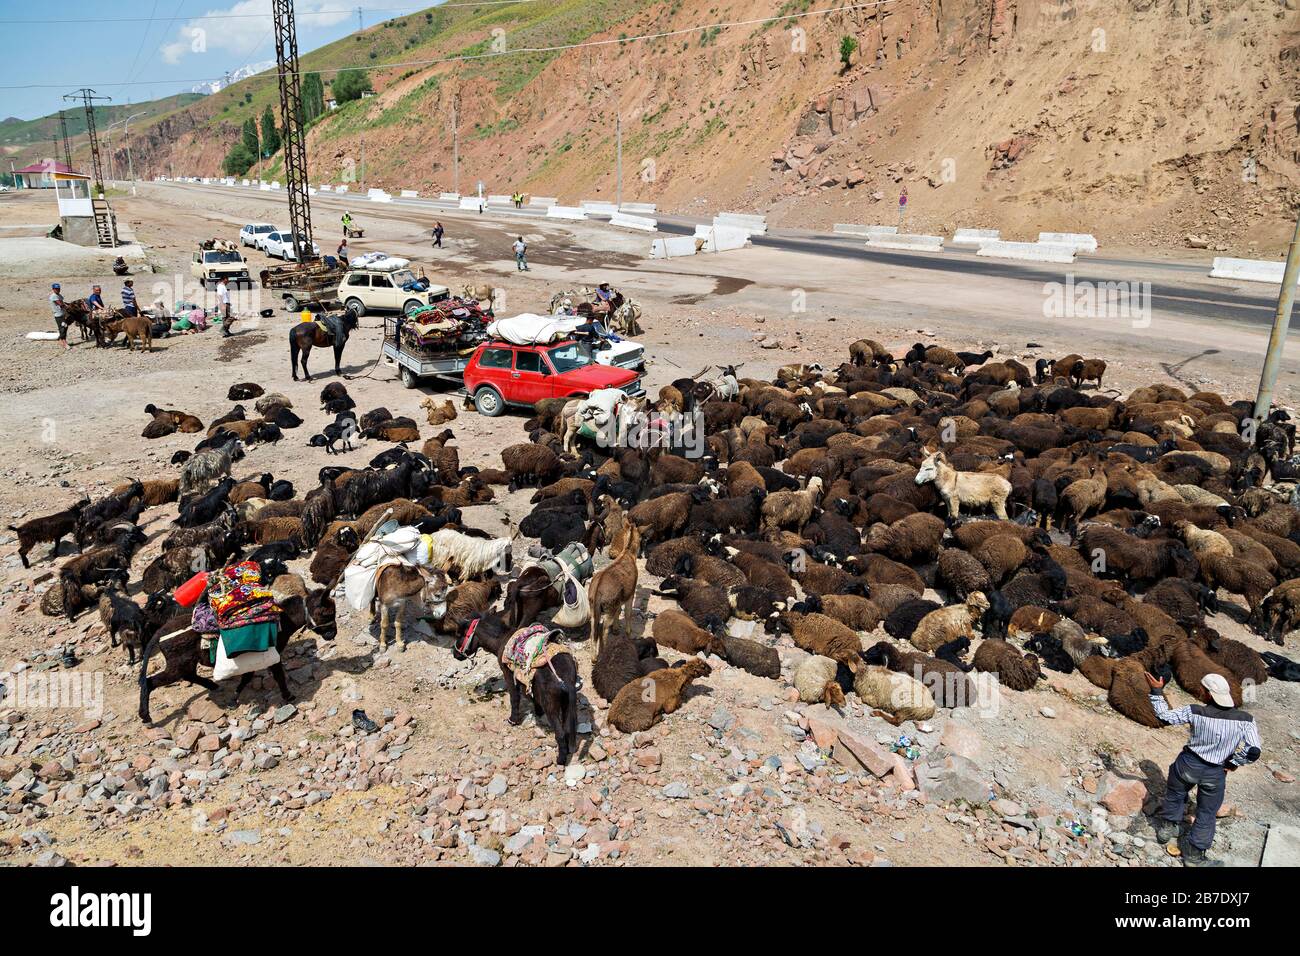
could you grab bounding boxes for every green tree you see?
[223,142,256,176]
[839,35,858,71]
[260,106,281,156]
[332,68,373,104]
[302,72,325,123]
[241,117,259,156]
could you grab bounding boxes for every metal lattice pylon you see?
[64,89,110,194]
[272,0,316,262]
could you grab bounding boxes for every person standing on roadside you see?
[50,282,69,350]
[217,276,234,337]
[337,238,349,266]
[120,278,138,317]
[433,221,444,249]
[513,236,529,272]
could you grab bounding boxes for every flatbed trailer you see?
[260,262,346,312]
[382,316,474,388]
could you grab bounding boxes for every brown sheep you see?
[652,609,726,657]
[628,491,692,546]
[112,479,179,508]
[588,522,640,655]
[864,640,976,709]
[607,659,712,732]
[1169,637,1243,706]
[776,611,863,675]
[972,639,1041,691]
[761,476,824,535]
[910,593,989,652]
[419,396,458,426]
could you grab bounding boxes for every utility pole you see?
[615,112,623,209]
[1252,211,1300,422]
[57,110,72,169]
[359,136,365,191]
[272,0,316,262]
[451,91,461,197]
[356,6,363,33]
[64,88,111,196]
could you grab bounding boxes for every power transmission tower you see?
[63,88,110,195]
[57,110,72,169]
[356,6,363,33]
[272,0,316,262]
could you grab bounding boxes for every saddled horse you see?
[289,311,359,381]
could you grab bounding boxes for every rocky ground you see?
[0,187,1296,868]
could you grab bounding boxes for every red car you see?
[463,339,645,417]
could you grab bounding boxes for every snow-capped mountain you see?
[190,61,276,96]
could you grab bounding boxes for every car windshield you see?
[205,251,242,263]
[547,343,594,374]
[392,269,416,286]
[255,226,273,233]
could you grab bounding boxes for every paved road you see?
[144,179,1291,329]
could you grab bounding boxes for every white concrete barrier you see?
[1038,232,1097,253]
[619,202,657,215]
[438,192,460,201]
[528,196,557,207]
[864,233,945,252]
[581,200,619,216]
[258,183,272,192]
[400,189,419,198]
[977,240,1077,263]
[241,179,250,187]
[1210,257,1298,285]
[651,236,700,258]
[368,188,392,203]
[834,223,896,238]
[459,196,485,211]
[270,181,281,190]
[715,212,767,235]
[609,212,658,232]
[308,187,316,196]
[319,184,332,192]
[547,205,588,220]
[335,185,348,194]
[487,194,513,205]
[951,228,1000,246]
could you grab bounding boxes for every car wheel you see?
[474,387,505,417]
[400,366,419,389]
[283,295,300,313]
[403,299,423,316]
[345,298,366,318]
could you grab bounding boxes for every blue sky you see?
[0,1,435,120]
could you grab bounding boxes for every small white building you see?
[51,168,114,247]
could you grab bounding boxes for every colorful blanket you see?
[500,624,565,690]
[208,561,280,630]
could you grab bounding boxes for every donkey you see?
[453,613,580,766]
[137,584,336,724]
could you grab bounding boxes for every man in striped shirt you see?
[120,279,138,317]
[1145,671,1262,867]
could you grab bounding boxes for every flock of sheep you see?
[10,335,1300,764]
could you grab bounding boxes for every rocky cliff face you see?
[119,0,1300,250]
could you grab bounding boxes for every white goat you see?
[424,528,514,583]
[179,439,244,498]
[914,451,1011,520]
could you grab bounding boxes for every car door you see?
[368,271,396,311]
[475,346,514,400]
[341,272,369,311]
[512,348,553,405]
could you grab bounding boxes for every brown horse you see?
[289,311,358,381]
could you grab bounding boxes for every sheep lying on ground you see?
[607,659,712,732]
[593,633,667,703]
[910,592,990,652]
[652,609,726,657]
[1077,643,1171,727]
[863,640,976,709]
[794,655,846,707]
[721,635,781,678]
[853,665,936,723]
[971,639,1042,691]
[775,611,864,675]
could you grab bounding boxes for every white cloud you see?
[159,0,382,66]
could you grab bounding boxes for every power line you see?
[0,1,537,24]
[0,1,899,90]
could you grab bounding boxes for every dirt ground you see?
[0,186,1295,868]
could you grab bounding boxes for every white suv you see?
[240,223,275,248]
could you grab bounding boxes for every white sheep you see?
[914,451,1011,521]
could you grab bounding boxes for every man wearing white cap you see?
[1145,670,1262,866]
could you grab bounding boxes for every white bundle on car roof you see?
[349,252,406,270]
[487,313,579,345]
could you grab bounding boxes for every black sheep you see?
[175,477,236,528]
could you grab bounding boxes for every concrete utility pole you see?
[359,136,365,191]
[615,112,623,208]
[1252,211,1300,422]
